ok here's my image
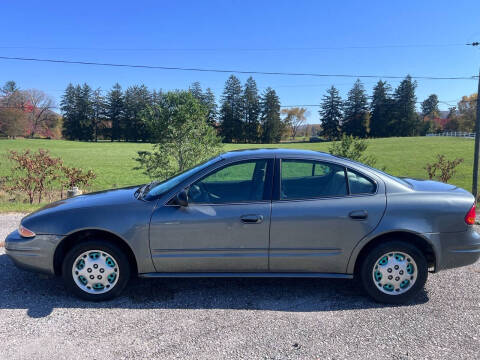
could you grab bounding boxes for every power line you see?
[0,55,477,81]
[0,43,467,52]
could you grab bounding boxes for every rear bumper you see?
[427,227,480,272]
[4,230,62,275]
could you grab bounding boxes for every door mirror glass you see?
[175,189,189,207]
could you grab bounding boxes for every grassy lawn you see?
[0,137,475,212]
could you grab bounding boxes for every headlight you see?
[19,224,36,238]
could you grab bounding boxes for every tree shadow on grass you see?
[0,254,429,318]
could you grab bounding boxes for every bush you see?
[135,91,223,180]
[425,154,464,183]
[61,166,96,191]
[1,148,97,204]
[328,134,380,168]
[1,149,62,204]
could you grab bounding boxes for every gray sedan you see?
[5,149,480,303]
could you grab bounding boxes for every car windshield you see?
[144,157,221,199]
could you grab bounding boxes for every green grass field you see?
[0,137,476,212]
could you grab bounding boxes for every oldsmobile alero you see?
[5,149,480,303]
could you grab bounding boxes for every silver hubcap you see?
[72,250,119,294]
[372,251,417,295]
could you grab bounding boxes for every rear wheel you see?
[62,240,130,301]
[360,241,428,304]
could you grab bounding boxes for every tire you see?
[360,240,428,304]
[62,240,131,301]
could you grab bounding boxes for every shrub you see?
[135,91,223,180]
[1,149,97,204]
[425,154,464,183]
[328,134,380,168]
[61,166,96,192]
[1,149,62,204]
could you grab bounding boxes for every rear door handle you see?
[240,215,264,224]
[349,210,368,220]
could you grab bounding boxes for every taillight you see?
[465,204,476,225]
[18,224,35,238]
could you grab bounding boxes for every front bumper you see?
[427,227,480,272]
[4,230,63,275]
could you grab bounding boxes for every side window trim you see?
[274,158,379,202]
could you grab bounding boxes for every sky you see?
[1,0,480,123]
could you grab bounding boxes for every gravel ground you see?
[0,213,479,360]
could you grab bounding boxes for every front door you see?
[149,158,273,272]
[269,159,386,273]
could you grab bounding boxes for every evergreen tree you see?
[61,83,79,140]
[77,83,94,141]
[369,80,393,138]
[91,88,106,141]
[204,87,217,127]
[319,86,342,140]
[220,75,243,142]
[243,77,261,143]
[1,81,19,98]
[106,83,124,141]
[342,79,369,138]
[421,94,440,119]
[391,75,418,136]
[189,82,217,127]
[260,87,282,143]
[189,81,204,103]
[123,85,152,142]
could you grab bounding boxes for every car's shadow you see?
[0,254,429,318]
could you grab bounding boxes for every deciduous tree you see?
[135,91,222,180]
[281,107,307,140]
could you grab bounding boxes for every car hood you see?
[24,185,141,220]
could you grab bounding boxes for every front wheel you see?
[62,240,130,301]
[360,241,428,304]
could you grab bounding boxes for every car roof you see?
[220,148,337,160]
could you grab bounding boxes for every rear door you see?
[269,158,386,273]
[149,158,274,272]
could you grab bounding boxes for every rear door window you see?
[347,170,376,194]
[280,160,347,199]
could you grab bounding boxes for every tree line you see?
[54,76,480,142]
[319,76,477,140]
[1,77,477,143]
[59,75,287,143]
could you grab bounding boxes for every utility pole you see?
[469,42,480,198]
[472,69,480,198]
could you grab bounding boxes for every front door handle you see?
[240,214,264,224]
[349,210,368,220]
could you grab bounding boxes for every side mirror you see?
[175,189,189,207]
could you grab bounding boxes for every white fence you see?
[426,131,475,138]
